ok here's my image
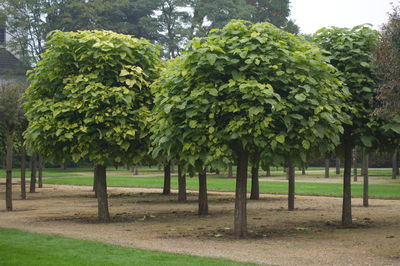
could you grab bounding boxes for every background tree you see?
[24,30,160,222]
[375,5,400,117]
[151,57,217,215]
[313,25,380,227]
[0,82,25,211]
[0,0,51,66]
[247,0,299,33]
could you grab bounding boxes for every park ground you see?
[0,167,400,265]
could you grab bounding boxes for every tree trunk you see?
[336,159,341,175]
[288,165,295,211]
[95,164,110,222]
[93,166,98,198]
[397,152,400,175]
[234,146,249,238]
[392,151,397,179]
[250,163,259,200]
[29,153,37,193]
[60,163,65,171]
[325,158,330,178]
[215,168,220,175]
[353,149,358,182]
[301,167,306,175]
[20,145,26,200]
[178,165,187,202]
[132,165,139,175]
[134,165,139,175]
[163,161,171,195]
[362,149,369,207]
[38,154,43,188]
[228,163,233,178]
[266,165,271,177]
[6,133,13,211]
[342,127,353,227]
[198,169,208,215]
[171,160,175,173]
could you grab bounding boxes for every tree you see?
[375,5,400,117]
[0,82,25,211]
[46,0,160,41]
[246,0,299,33]
[0,0,51,66]
[1,0,161,66]
[151,57,214,215]
[153,20,348,237]
[313,25,379,227]
[155,0,191,58]
[24,30,160,222]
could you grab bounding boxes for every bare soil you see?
[0,183,399,265]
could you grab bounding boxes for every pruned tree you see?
[0,82,25,211]
[24,30,160,222]
[313,25,379,227]
[153,20,348,237]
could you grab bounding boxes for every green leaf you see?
[389,124,400,134]
[302,140,310,149]
[294,94,306,102]
[276,135,285,144]
[164,104,173,114]
[120,69,130,76]
[206,54,217,65]
[248,106,264,117]
[360,136,374,147]
[209,88,218,96]
[189,120,197,128]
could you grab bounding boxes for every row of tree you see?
[0,0,299,65]
[2,3,400,239]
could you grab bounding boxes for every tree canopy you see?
[375,5,400,118]
[24,30,160,166]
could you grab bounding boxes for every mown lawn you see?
[0,228,253,266]
[43,175,400,199]
[1,167,399,198]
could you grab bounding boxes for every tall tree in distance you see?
[375,4,400,117]
[156,0,191,58]
[247,0,299,33]
[0,0,51,66]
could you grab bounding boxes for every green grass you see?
[1,167,399,198]
[0,228,253,266]
[43,175,400,199]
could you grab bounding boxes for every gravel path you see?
[0,184,399,265]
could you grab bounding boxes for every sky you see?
[290,0,397,34]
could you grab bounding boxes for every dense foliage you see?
[375,5,400,118]
[25,30,160,165]
[0,0,299,64]
[152,20,348,168]
[313,26,380,148]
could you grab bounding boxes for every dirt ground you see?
[0,183,399,265]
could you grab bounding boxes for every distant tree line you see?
[0,0,299,64]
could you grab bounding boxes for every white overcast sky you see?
[290,0,397,34]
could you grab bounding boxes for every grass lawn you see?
[43,175,400,199]
[0,228,252,266]
[1,167,399,198]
